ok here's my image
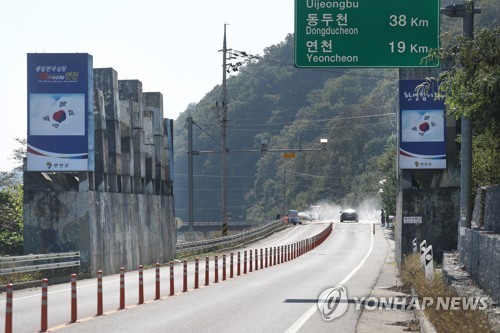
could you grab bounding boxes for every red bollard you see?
[255,249,259,271]
[120,267,125,309]
[138,265,144,304]
[214,256,219,283]
[41,278,48,331]
[249,250,253,272]
[237,252,241,276]
[194,258,199,289]
[183,260,188,292]
[277,246,281,265]
[230,253,234,278]
[288,245,291,261]
[70,274,77,323]
[169,261,174,296]
[5,283,13,333]
[155,263,160,300]
[97,271,103,316]
[269,248,273,267]
[260,248,264,269]
[205,257,209,286]
[222,255,227,281]
[244,251,247,274]
[265,248,268,268]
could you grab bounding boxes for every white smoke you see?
[299,197,381,223]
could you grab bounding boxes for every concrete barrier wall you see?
[23,191,175,276]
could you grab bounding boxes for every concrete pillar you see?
[93,68,122,192]
[93,89,108,192]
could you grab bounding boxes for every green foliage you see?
[426,26,500,189]
[0,184,24,255]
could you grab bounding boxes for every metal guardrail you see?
[176,219,287,256]
[0,252,80,275]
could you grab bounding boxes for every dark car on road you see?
[340,209,358,222]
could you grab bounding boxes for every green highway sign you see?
[294,0,440,68]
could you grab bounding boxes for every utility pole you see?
[220,24,229,236]
[441,1,480,251]
[187,116,194,237]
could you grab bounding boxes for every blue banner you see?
[399,80,446,169]
[27,53,94,171]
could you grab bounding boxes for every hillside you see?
[173,35,397,223]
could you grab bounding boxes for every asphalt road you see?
[0,220,388,332]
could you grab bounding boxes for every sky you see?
[0,0,294,172]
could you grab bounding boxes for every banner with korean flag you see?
[27,53,94,172]
[399,80,446,169]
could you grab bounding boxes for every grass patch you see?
[400,253,494,333]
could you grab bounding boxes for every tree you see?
[426,27,500,188]
[0,184,23,255]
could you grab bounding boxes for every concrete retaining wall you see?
[24,191,175,276]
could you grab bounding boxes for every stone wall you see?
[459,185,500,303]
[23,67,176,276]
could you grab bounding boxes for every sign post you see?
[295,0,439,67]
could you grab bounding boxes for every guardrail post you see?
[120,267,125,308]
[195,258,199,289]
[169,261,174,296]
[97,271,103,315]
[70,274,77,323]
[183,260,188,292]
[155,263,160,300]
[205,256,209,286]
[214,256,219,283]
[222,255,226,281]
[5,283,13,333]
[41,279,48,332]
[139,265,144,304]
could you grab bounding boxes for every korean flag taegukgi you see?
[399,80,446,169]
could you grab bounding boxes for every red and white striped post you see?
[277,246,281,265]
[243,251,247,274]
[237,252,241,276]
[194,258,199,289]
[183,260,188,292]
[255,249,259,271]
[265,248,268,268]
[155,263,160,300]
[70,274,77,323]
[120,267,125,309]
[260,248,264,269]
[5,283,13,333]
[41,278,48,332]
[230,253,234,278]
[288,245,291,261]
[273,247,277,266]
[138,265,144,304]
[269,248,273,267]
[205,256,209,286]
[249,250,253,272]
[97,271,103,316]
[169,261,174,296]
[222,254,227,281]
[214,256,219,283]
